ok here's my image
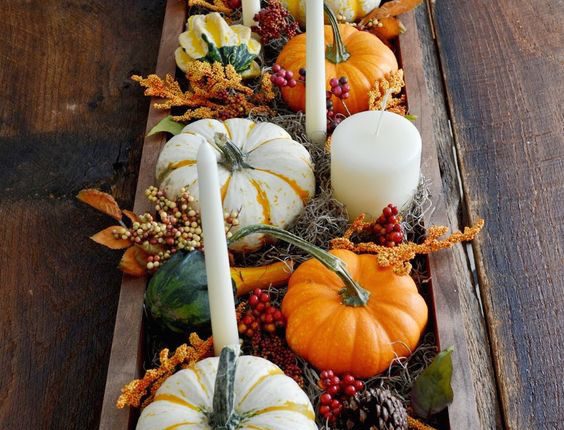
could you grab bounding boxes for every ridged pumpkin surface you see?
[282,249,428,377]
[276,24,398,115]
[156,119,315,252]
[137,355,317,430]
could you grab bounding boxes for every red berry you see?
[288,79,297,88]
[332,86,343,97]
[339,76,348,85]
[264,314,274,323]
[320,393,332,405]
[387,241,396,247]
[273,310,283,320]
[354,380,364,390]
[249,295,259,306]
[327,385,340,395]
[383,206,392,217]
[341,91,350,99]
[329,78,339,87]
[342,83,351,92]
[272,64,281,73]
[319,405,330,415]
[330,399,341,409]
[344,385,356,397]
[256,303,265,312]
[388,215,397,224]
[392,231,403,243]
[392,205,399,215]
[320,370,329,379]
[260,293,270,303]
[342,374,355,385]
[253,288,262,296]
[243,315,253,325]
[285,70,294,79]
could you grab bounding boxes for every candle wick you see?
[374,89,393,137]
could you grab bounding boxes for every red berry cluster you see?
[238,288,285,336]
[318,370,365,422]
[373,204,404,247]
[270,64,298,88]
[252,1,300,45]
[329,76,351,99]
[249,331,304,386]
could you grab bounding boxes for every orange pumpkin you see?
[282,249,427,377]
[228,225,428,378]
[276,5,398,115]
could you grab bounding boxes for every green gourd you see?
[145,251,213,333]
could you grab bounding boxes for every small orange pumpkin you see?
[229,225,428,378]
[282,249,427,377]
[276,5,398,115]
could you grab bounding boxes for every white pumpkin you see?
[137,346,318,430]
[281,0,381,24]
[156,118,316,253]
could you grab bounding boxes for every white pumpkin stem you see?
[228,224,370,306]
[214,133,253,171]
[211,345,241,429]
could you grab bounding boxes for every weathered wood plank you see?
[431,1,564,428]
[407,3,502,429]
[98,1,186,428]
[0,1,165,428]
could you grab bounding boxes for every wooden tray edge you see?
[399,10,483,430]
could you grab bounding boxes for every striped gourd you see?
[156,118,315,253]
[136,346,317,430]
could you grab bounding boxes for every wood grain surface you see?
[401,6,502,429]
[0,1,165,428]
[99,1,186,428]
[431,1,564,429]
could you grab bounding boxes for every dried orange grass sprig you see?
[368,69,407,115]
[330,214,484,275]
[116,333,213,409]
[132,61,275,122]
[187,0,233,14]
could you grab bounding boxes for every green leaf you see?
[411,346,454,418]
[405,114,418,121]
[147,116,185,137]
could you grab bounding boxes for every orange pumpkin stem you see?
[324,4,351,64]
[228,224,371,306]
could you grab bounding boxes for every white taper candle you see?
[305,0,327,144]
[242,0,261,27]
[197,141,239,355]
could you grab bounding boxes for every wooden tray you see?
[99,1,482,428]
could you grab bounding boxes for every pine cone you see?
[340,387,408,430]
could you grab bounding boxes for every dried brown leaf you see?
[122,210,140,223]
[90,226,131,250]
[119,246,148,277]
[77,189,122,220]
[362,0,423,23]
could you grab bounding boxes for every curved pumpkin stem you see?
[228,224,370,307]
[211,345,241,430]
[214,133,253,171]
[324,3,351,64]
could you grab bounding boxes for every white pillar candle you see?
[197,142,239,355]
[331,111,422,220]
[242,0,261,27]
[305,0,327,144]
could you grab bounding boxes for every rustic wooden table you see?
[0,1,562,429]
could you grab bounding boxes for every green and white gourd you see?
[137,345,318,430]
[156,118,316,253]
[175,13,261,78]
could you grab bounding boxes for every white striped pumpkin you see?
[136,346,317,430]
[281,0,381,24]
[156,118,315,253]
